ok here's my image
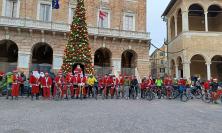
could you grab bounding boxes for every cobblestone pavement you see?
[0,97,222,133]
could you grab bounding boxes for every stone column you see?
[175,65,179,79]
[175,17,178,36]
[206,62,211,80]
[182,10,189,32]
[183,61,191,79]
[205,11,208,32]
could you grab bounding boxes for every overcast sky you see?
[147,0,171,54]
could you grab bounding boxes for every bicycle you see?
[129,86,136,99]
[172,85,188,102]
[54,84,62,101]
[189,86,203,99]
[144,87,155,101]
[202,88,222,104]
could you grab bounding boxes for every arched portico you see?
[190,54,207,80]
[94,48,112,76]
[0,39,18,72]
[31,42,53,72]
[121,50,137,76]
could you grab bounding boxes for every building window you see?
[69,7,75,24]
[160,60,164,65]
[39,3,51,22]
[98,10,110,28]
[124,13,135,31]
[4,0,19,18]
[160,52,164,56]
[160,68,165,73]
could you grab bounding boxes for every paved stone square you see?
[0,98,222,133]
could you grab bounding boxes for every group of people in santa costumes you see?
[29,71,52,100]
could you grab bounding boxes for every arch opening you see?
[170,60,176,78]
[208,5,222,32]
[177,9,182,35]
[211,55,222,81]
[121,50,137,76]
[188,4,205,31]
[31,42,53,72]
[0,40,18,72]
[190,54,207,80]
[170,16,175,40]
[94,48,112,76]
[177,57,183,78]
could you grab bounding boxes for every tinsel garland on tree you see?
[61,0,93,74]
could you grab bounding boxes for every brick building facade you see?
[0,0,150,79]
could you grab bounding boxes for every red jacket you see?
[119,77,124,85]
[41,76,52,88]
[72,76,77,84]
[77,76,87,83]
[54,76,64,86]
[178,79,186,86]
[13,74,22,84]
[65,75,72,84]
[103,77,112,86]
[29,75,39,86]
[164,78,173,86]
[204,81,210,90]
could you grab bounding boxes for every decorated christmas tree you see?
[62,0,93,74]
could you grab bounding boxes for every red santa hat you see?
[58,70,63,75]
[13,69,18,73]
[0,72,4,76]
[68,72,73,76]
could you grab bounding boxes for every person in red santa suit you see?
[11,70,22,100]
[72,73,78,99]
[110,76,119,99]
[41,72,52,99]
[102,74,112,99]
[74,64,83,75]
[165,75,173,99]
[29,72,40,100]
[98,76,103,95]
[53,71,64,99]
[76,73,87,99]
[64,72,73,100]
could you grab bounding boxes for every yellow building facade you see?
[163,0,222,81]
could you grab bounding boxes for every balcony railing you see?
[0,16,150,40]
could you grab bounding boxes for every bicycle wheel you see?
[195,89,203,99]
[202,93,211,103]
[172,90,179,99]
[146,91,154,101]
[180,94,188,102]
